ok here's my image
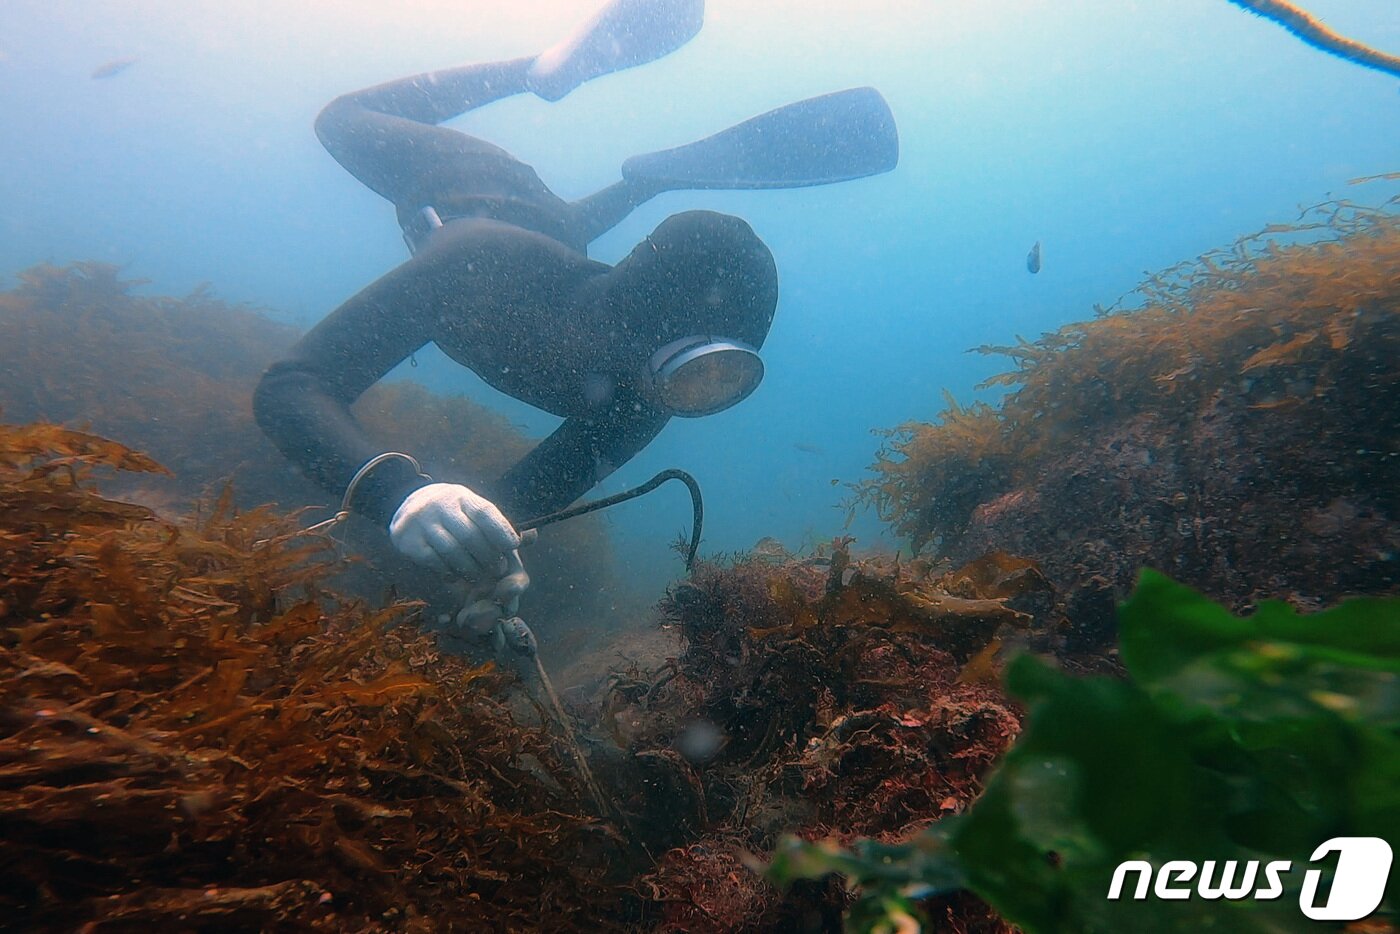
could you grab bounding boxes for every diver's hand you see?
[389,483,523,582]
[456,550,532,632]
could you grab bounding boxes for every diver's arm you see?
[253,262,441,525]
[493,396,670,521]
[570,177,670,245]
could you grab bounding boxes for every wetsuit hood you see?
[581,210,777,416]
[601,210,777,352]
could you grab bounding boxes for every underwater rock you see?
[866,196,1400,620]
[606,544,1029,929]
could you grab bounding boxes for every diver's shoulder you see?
[412,216,588,264]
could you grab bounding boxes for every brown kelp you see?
[0,421,629,931]
[1,416,1045,930]
[864,194,1400,614]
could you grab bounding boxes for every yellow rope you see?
[1228,0,1400,79]
[528,650,654,858]
[531,653,614,821]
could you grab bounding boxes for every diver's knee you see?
[313,96,356,149]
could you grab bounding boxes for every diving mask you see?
[648,336,764,417]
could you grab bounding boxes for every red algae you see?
[600,542,1040,930]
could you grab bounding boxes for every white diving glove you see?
[389,483,529,588]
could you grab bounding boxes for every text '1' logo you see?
[1107,837,1393,921]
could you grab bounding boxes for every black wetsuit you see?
[254,59,778,526]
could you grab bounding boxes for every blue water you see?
[2,0,1397,589]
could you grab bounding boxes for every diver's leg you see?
[317,0,702,207]
[314,58,535,205]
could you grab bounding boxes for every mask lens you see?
[653,340,764,416]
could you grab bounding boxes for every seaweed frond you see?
[860,192,1400,606]
[0,421,628,930]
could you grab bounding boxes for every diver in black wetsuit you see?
[254,0,897,615]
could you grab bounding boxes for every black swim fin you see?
[621,87,899,191]
[528,0,705,102]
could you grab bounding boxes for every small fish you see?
[751,536,790,561]
[1026,240,1042,274]
[91,58,137,80]
[793,441,824,456]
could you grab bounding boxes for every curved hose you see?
[518,468,703,570]
[300,455,703,571]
